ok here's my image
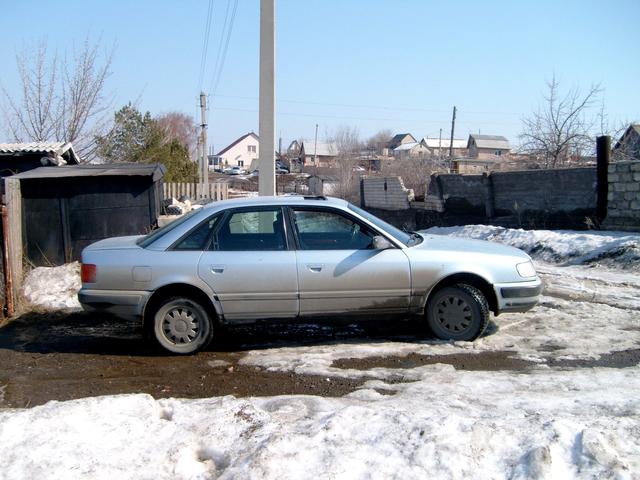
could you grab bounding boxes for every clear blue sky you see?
[1,0,639,152]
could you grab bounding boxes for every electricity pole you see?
[258,0,276,196]
[199,92,209,187]
[448,106,457,172]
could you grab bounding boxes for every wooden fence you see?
[163,181,228,201]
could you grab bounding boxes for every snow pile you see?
[22,262,81,310]
[422,226,640,269]
[0,367,638,479]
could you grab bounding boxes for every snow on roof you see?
[0,141,80,163]
[393,142,421,151]
[468,134,511,150]
[421,138,467,149]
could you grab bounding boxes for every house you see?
[420,137,468,158]
[392,141,429,160]
[299,141,338,167]
[386,133,416,153]
[211,132,259,169]
[287,140,301,155]
[614,124,640,160]
[467,134,511,160]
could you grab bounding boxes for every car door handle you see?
[306,264,323,272]
[210,265,225,274]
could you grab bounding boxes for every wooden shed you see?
[9,163,165,266]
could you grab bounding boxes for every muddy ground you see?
[1,310,638,409]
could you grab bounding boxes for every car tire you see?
[425,284,489,341]
[152,296,214,354]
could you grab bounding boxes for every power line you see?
[209,0,238,95]
[197,0,214,92]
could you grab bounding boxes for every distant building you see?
[299,141,338,167]
[392,141,429,160]
[211,132,259,169]
[387,133,416,152]
[613,124,640,160]
[420,137,468,158]
[467,134,511,160]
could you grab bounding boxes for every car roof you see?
[200,195,349,211]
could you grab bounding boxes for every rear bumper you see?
[494,277,543,314]
[78,289,151,321]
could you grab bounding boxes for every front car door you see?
[290,206,411,316]
[197,206,299,321]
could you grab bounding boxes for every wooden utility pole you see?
[199,92,209,186]
[258,0,276,196]
[313,123,319,166]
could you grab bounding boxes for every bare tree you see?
[519,75,602,168]
[156,112,198,159]
[328,125,362,200]
[366,128,393,155]
[1,38,113,161]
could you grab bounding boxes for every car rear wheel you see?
[425,284,489,341]
[152,297,214,354]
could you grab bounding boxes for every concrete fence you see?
[360,177,414,210]
[163,181,228,201]
[604,160,640,231]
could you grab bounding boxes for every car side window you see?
[173,214,220,251]
[214,208,286,251]
[292,209,375,250]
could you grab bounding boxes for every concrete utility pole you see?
[199,92,209,187]
[258,0,276,196]
[449,106,457,172]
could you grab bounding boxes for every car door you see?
[197,206,299,321]
[290,206,411,316]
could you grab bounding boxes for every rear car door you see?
[197,206,299,321]
[290,206,411,316]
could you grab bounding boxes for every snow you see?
[422,225,640,270]
[21,262,82,310]
[0,367,638,479]
[3,226,640,478]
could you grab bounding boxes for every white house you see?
[211,132,259,169]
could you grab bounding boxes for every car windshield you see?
[136,209,201,248]
[348,204,421,247]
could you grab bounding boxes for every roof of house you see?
[468,134,511,150]
[301,141,338,157]
[216,132,259,156]
[393,142,422,152]
[614,124,640,150]
[388,133,416,149]
[421,138,467,149]
[11,163,166,181]
[0,141,80,164]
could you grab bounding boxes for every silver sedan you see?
[79,196,542,354]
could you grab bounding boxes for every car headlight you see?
[516,261,536,278]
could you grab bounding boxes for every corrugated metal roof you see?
[0,141,80,163]
[421,138,467,149]
[468,134,511,150]
[11,163,166,181]
[301,141,338,157]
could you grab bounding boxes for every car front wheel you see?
[152,297,214,354]
[426,284,489,341]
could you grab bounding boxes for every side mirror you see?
[372,235,393,250]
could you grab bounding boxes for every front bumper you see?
[78,289,152,321]
[493,277,543,313]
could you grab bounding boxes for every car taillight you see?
[81,264,97,283]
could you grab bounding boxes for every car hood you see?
[413,234,531,260]
[83,235,145,251]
